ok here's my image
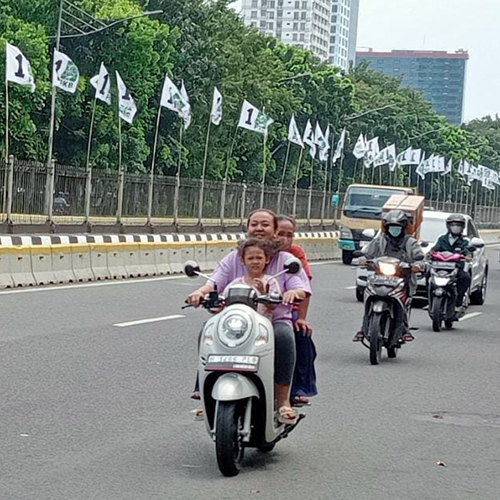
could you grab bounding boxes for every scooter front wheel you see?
[368,314,384,365]
[215,401,245,477]
[431,296,443,332]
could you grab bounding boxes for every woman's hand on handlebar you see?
[186,289,206,307]
[282,289,306,305]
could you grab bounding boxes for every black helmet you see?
[446,213,466,236]
[382,210,409,240]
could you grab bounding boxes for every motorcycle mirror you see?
[420,241,429,248]
[469,237,485,249]
[361,228,376,239]
[284,257,302,275]
[184,260,201,278]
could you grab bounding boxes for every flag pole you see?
[220,123,239,226]
[292,148,304,218]
[259,129,268,208]
[147,104,162,225]
[277,140,291,214]
[45,0,64,221]
[116,116,125,224]
[321,128,335,224]
[173,123,183,226]
[197,115,212,225]
[84,98,97,224]
[306,158,314,227]
[3,59,9,216]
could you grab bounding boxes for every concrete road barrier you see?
[14,228,500,289]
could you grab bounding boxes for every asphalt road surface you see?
[1,247,499,500]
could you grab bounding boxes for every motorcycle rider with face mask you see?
[353,209,424,342]
[429,214,472,316]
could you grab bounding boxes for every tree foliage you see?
[0,0,498,194]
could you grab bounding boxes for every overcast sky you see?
[357,0,500,122]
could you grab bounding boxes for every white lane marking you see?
[113,314,185,328]
[0,275,187,296]
[310,261,340,266]
[344,286,356,290]
[459,312,483,322]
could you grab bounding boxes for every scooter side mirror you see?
[469,237,485,249]
[420,241,430,248]
[284,257,302,275]
[184,260,201,278]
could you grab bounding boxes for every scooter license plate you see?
[205,355,260,372]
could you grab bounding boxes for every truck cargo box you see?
[382,194,425,239]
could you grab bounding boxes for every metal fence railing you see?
[0,158,499,226]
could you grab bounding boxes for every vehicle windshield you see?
[419,217,447,243]
[343,186,408,219]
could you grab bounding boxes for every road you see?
[1,247,499,500]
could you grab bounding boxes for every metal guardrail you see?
[1,159,499,229]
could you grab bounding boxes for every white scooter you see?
[183,258,305,477]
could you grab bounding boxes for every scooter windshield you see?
[224,285,258,309]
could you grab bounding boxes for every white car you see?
[355,210,489,305]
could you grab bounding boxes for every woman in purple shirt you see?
[187,209,312,424]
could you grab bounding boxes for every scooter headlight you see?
[219,312,252,347]
[379,262,397,276]
[433,277,450,287]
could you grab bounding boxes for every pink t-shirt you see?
[223,275,282,320]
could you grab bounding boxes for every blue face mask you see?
[387,225,403,238]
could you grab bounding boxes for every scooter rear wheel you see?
[215,401,245,477]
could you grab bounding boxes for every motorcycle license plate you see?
[205,355,259,372]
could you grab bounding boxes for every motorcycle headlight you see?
[218,312,252,347]
[433,277,450,287]
[379,262,397,276]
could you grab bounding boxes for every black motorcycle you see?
[426,250,467,331]
[356,255,413,365]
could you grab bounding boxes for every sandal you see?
[190,408,204,421]
[353,331,364,342]
[191,391,201,400]
[277,406,298,425]
[292,396,310,407]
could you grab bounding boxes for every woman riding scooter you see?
[187,209,312,424]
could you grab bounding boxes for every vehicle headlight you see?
[341,227,353,239]
[379,262,397,276]
[433,277,450,287]
[219,312,252,347]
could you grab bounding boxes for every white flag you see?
[319,125,331,162]
[442,158,452,176]
[180,82,192,130]
[52,49,79,93]
[352,133,367,159]
[332,128,346,163]
[416,154,431,179]
[363,137,379,168]
[396,147,412,166]
[373,145,390,167]
[237,100,273,135]
[409,148,422,165]
[160,75,188,116]
[211,86,223,126]
[90,63,111,105]
[5,42,35,91]
[387,144,397,171]
[116,72,137,124]
[457,160,465,177]
[314,123,328,162]
[303,120,316,158]
[287,115,303,147]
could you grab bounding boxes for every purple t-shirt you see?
[209,249,312,323]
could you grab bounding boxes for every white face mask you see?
[448,223,463,236]
[387,225,403,238]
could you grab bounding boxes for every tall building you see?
[329,0,360,70]
[241,0,360,71]
[356,49,469,124]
